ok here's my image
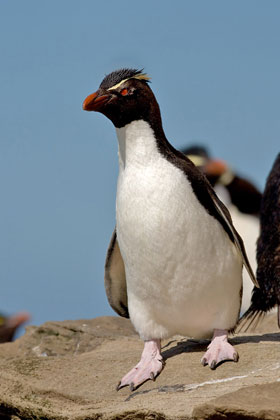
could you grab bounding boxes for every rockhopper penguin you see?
[83,69,258,391]
[241,153,280,329]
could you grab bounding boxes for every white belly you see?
[115,121,242,340]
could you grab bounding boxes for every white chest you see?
[115,120,233,270]
[115,121,196,254]
[113,120,242,339]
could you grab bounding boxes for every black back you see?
[254,154,280,310]
[239,153,280,329]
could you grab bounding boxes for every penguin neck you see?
[116,120,169,169]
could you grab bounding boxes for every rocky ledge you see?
[0,314,279,419]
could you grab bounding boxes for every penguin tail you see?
[236,285,278,333]
[235,306,265,333]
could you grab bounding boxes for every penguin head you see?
[182,145,210,171]
[83,68,158,128]
[182,144,229,186]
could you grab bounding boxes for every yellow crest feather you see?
[108,73,151,91]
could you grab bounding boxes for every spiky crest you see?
[100,68,151,91]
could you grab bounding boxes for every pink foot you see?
[201,329,239,370]
[117,339,164,391]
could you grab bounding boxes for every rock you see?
[193,382,280,420]
[0,314,279,419]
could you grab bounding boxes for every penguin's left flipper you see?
[207,182,259,288]
[174,154,259,333]
[104,228,129,318]
[172,151,259,288]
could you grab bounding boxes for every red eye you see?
[120,88,128,96]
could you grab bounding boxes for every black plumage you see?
[241,153,280,328]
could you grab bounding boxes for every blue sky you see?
[1,1,279,331]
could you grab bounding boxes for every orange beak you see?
[82,91,110,111]
[205,159,228,176]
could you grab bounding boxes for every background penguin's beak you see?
[83,90,110,111]
[205,159,227,176]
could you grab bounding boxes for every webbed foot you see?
[201,329,238,370]
[117,339,164,391]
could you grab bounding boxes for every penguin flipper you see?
[104,228,129,318]
[167,150,259,288]
[210,188,259,288]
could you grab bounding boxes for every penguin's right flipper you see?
[104,228,129,318]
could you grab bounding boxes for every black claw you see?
[233,352,239,363]
[116,381,122,391]
[201,358,207,366]
[150,372,155,381]
[210,360,217,370]
[130,382,135,392]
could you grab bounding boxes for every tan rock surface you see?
[0,314,279,419]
